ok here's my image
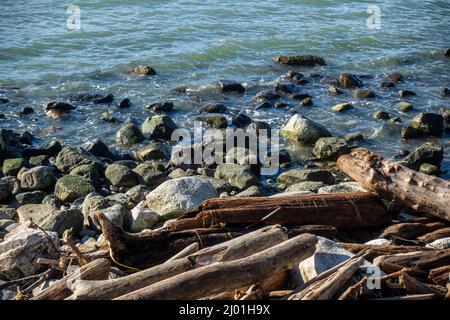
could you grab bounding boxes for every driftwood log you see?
[115,233,318,300]
[380,222,446,242]
[32,258,110,300]
[166,192,390,231]
[67,225,288,300]
[417,227,450,243]
[339,243,434,261]
[337,148,450,221]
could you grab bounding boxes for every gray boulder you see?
[105,164,140,188]
[277,169,335,186]
[312,137,350,161]
[318,182,367,194]
[141,115,178,140]
[19,166,55,191]
[285,181,324,193]
[133,162,166,189]
[214,164,258,190]
[54,175,95,202]
[115,122,144,146]
[125,185,150,203]
[281,114,331,144]
[128,201,160,233]
[55,147,102,173]
[398,142,443,171]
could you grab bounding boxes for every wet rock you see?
[279,149,292,165]
[132,65,156,76]
[141,115,178,140]
[442,88,450,97]
[73,93,114,104]
[425,237,450,249]
[277,169,335,186]
[23,140,62,158]
[116,122,144,145]
[145,102,173,112]
[312,137,351,161]
[234,185,266,197]
[214,164,258,190]
[0,180,13,203]
[339,74,363,89]
[444,48,450,57]
[301,97,313,106]
[19,106,35,116]
[332,102,353,112]
[399,142,443,171]
[15,191,46,206]
[282,70,307,85]
[17,204,83,235]
[135,142,169,162]
[288,93,312,100]
[105,164,140,188]
[387,73,404,82]
[45,101,76,112]
[397,101,414,112]
[411,113,444,136]
[125,185,150,203]
[344,132,364,142]
[146,176,217,217]
[281,114,331,144]
[401,126,421,139]
[128,201,159,232]
[232,113,252,128]
[276,101,289,108]
[219,80,245,94]
[380,81,395,88]
[318,182,367,194]
[328,85,342,96]
[195,114,228,129]
[116,98,131,109]
[352,89,375,99]
[100,111,119,123]
[275,83,294,94]
[0,227,59,280]
[0,129,24,164]
[133,162,166,189]
[54,175,95,202]
[70,164,101,188]
[253,89,281,101]
[2,158,27,176]
[19,166,55,191]
[256,101,272,109]
[285,181,324,193]
[419,163,440,176]
[273,55,326,67]
[29,155,50,167]
[372,111,391,120]
[55,147,103,173]
[84,139,115,160]
[202,103,227,114]
[399,90,416,97]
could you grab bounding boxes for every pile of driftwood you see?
[7,148,450,300]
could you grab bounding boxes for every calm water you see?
[0,0,449,174]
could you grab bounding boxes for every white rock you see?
[146,177,217,217]
[365,238,392,246]
[281,114,331,144]
[318,182,367,194]
[129,201,160,233]
[0,227,59,280]
[426,237,450,249]
[271,191,313,197]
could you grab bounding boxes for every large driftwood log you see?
[375,249,450,273]
[67,225,288,300]
[399,273,445,298]
[339,243,434,261]
[32,258,110,300]
[337,148,450,221]
[166,192,390,231]
[380,222,446,241]
[429,265,450,286]
[115,233,318,300]
[417,227,450,243]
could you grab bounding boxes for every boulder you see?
[146,177,217,217]
[45,101,75,112]
[128,201,160,233]
[202,103,227,114]
[218,80,245,94]
[277,169,335,186]
[81,195,118,216]
[19,166,55,191]
[115,122,144,145]
[352,89,375,99]
[105,164,140,188]
[397,101,414,112]
[387,73,404,82]
[70,164,101,188]
[54,175,95,202]
[0,227,59,280]
[285,181,324,193]
[398,142,443,171]
[125,185,150,203]
[29,155,50,167]
[318,182,367,194]
[84,138,115,160]
[411,113,444,136]
[312,137,350,161]
[272,55,326,66]
[55,147,102,173]
[141,115,178,140]
[253,90,281,101]
[195,114,228,129]
[2,158,27,176]
[17,204,83,236]
[105,193,135,210]
[339,74,363,88]
[281,114,331,144]
[399,90,416,97]
[145,102,173,112]
[117,98,132,109]
[0,180,13,204]
[332,102,353,112]
[419,163,440,176]
[372,111,390,120]
[133,162,166,189]
[135,141,170,162]
[15,191,46,206]
[232,113,252,128]
[132,65,156,76]
[95,204,130,229]
[214,164,258,190]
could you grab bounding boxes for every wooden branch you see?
[32,258,111,300]
[166,242,200,262]
[399,273,445,298]
[337,148,450,221]
[417,227,450,243]
[429,265,450,286]
[379,249,450,273]
[67,225,288,300]
[338,276,368,300]
[167,192,390,231]
[339,243,433,261]
[380,222,446,241]
[114,233,318,300]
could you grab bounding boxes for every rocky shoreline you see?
[0,51,449,300]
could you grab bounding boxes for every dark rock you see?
[352,89,375,99]
[55,147,103,173]
[23,140,62,158]
[279,149,291,164]
[387,73,404,82]
[372,111,391,120]
[399,142,443,171]
[202,103,227,113]
[344,132,364,142]
[411,113,444,136]
[45,101,75,112]
[273,55,326,67]
[100,111,119,123]
[219,80,245,94]
[256,101,272,109]
[328,85,343,96]
[401,126,421,139]
[444,48,450,57]
[133,162,166,189]
[117,98,131,109]
[0,179,14,204]
[287,93,312,100]
[232,113,252,128]
[19,107,35,116]
[195,114,228,129]
[29,155,50,167]
[389,117,402,124]
[70,164,101,188]
[132,65,156,76]
[399,90,416,97]
[105,164,140,188]
[253,89,281,101]
[394,150,409,158]
[69,93,114,104]
[302,97,313,106]
[339,74,363,89]
[141,115,178,140]
[441,88,450,97]
[312,137,351,161]
[116,122,144,145]
[84,138,114,160]
[275,83,293,94]
[0,113,5,120]
[0,98,10,104]
[19,132,33,145]
[42,195,64,207]
[145,102,173,112]
[2,158,27,176]
[380,81,395,88]
[274,101,288,108]
[282,70,306,85]
[419,163,440,176]
[15,191,46,206]
[54,175,95,202]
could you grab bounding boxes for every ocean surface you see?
[0,0,449,175]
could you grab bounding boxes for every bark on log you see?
[114,233,318,300]
[399,273,445,298]
[32,258,110,300]
[380,222,446,241]
[166,192,390,231]
[377,249,450,272]
[337,148,450,221]
[429,265,450,286]
[166,242,200,262]
[417,227,450,243]
[67,225,288,300]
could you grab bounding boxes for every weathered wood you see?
[337,148,450,221]
[32,258,110,300]
[115,233,318,300]
[167,192,390,231]
[378,249,450,272]
[67,225,288,300]
[429,265,450,286]
[339,243,433,261]
[417,227,450,243]
[380,222,446,241]
[166,242,200,262]
[399,273,445,298]
[287,225,337,239]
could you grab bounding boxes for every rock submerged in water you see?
[115,122,144,145]
[132,65,156,76]
[45,101,76,112]
[399,90,416,97]
[146,176,217,217]
[281,114,331,144]
[312,137,350,161]
[331,102,353,112]
[411,112,444,136]
[218,80,245,94]
[232,113,252,128]
[338,74,363,89]
[145,102,173,112]
[397,101,414,112]
[202,103,227,114]
[387,72,404,82]
[272,55,326,67]
[195,114,228,129]
[141,115,178,140]
[352,89,375,99]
